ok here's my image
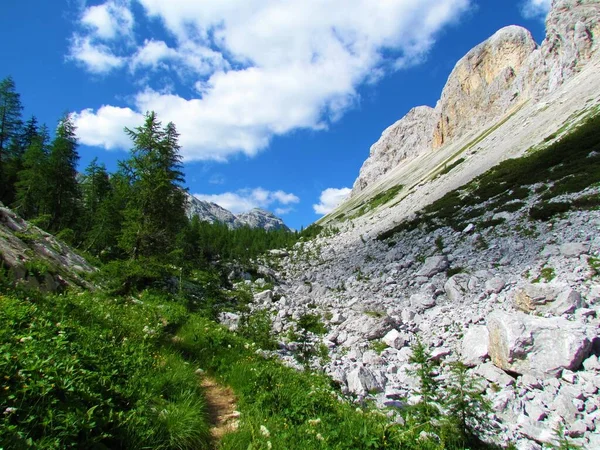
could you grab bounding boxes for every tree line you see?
[0,76,299,288]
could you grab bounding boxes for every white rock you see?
[461,325,490,366]
[347,366,383,396]
[487,311,592,377]
[382,329,407,349]
[416,256,449,278]
[560,242,591,257]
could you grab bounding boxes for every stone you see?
[461,325,490,366]
[545,289,583,316]
[513,283,561,313]
[444,273,470,302]
[382,329,407,349]
[560,243,591,257]
[583,355,600,372]
[254,290,274,303]
[487,311,592,377]
[347,366,383,396]
[474,362,515,387]
[218,312,240,331]
[330,313,346,325]
[409,293,436,310]
[485,277,506,294]
[415,256,449,278]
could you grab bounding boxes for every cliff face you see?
[431,26,537,150]
[352,0,600,195]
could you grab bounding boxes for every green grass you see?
[352,184,404,218]
[0,288,211,449]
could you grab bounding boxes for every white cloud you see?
[313,187,352,215]
[81,0,134,40]
[71,105,143,149]
[70,0,472,160]
[194,188,300,214]
[275,207,293,216]
[521,0,551,19]
[68,35,126,73]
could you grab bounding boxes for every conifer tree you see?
[443,361,491,447]
[406,340,440,424]
[14,125,50,219]
[0,76,23,202]
[119,111,187,259]
[47,114,81,232]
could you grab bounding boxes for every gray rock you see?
[444,273,470,302]
[409,293,436,310]
[487,311,592,377]
[546,289,583,316]
[416,256,449,278]
[461,325,490,366]
[347,366,383,396]
[560,243,591,257]
[382,329,407,349]
[485,277,506,294]
[474,362,514,387]
[218,312,240,331]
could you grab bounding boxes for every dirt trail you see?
[201,376,239,442]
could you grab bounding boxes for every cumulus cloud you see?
[69,0,134,73]
[81,0,134,40]
[194,188,300,214]
[70,0,472,160]
[313,187,352,215]
[71,105,143,149]
[521,0,552,19]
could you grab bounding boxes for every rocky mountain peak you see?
[351,0,600,196]
[185,193,289,231]
[432,25,537,149]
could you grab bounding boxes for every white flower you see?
[316,433,324,441]
[260,425,270,437]
[267,442,272,449]
[308,418,321,426]
[3,407,17,415]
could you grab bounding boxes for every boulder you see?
[382,329,407,349]
[487,311,591,377]
[347,366,383,396]
[474,362,514,387]
[461,325,490,366]
[545,289,583,316]
[444,273,470,302]
[409,293,436,310]
[560,242,590,257]
[415,256,449,278]
[513,283,561,313]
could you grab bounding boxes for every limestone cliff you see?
[352,0,600,195]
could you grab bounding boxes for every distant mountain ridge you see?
[185,193,290,231]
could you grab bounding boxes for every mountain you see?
[185,193,290,231]
[245,1,600,447]
[349,0,600,201]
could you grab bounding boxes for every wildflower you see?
[316,433,324,441]
[260,425,270,438]
[308,418,321,426]
[267,442,272,449]
[4,407,17,415]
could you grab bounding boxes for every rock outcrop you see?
[352,0,600,195]
[186,193,289,231]
[0,203,96,291]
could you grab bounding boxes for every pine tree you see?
[14,125,50,219]
[406,340,440,424]
[119,112,187,259]
[443,361,491,447]
[47,114,81,232]
[0,76,24,203]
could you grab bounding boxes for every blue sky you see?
[1,0,549,229]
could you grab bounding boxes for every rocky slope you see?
[0,203,95,291]
[234,1,600,448]
[352,0,600,196]
[185,193,289,231]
